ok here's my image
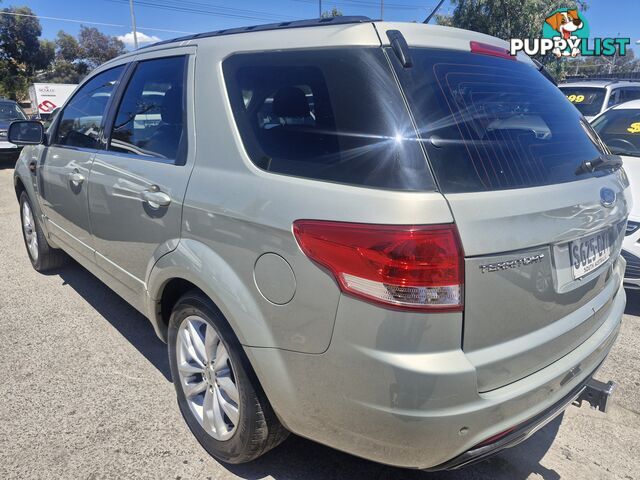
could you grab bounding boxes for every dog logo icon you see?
[544,9,585,57]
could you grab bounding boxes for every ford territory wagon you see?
[9,17,627,470]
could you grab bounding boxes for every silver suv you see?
[9,17,628,470]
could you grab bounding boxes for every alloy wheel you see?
[22,201,39,261]
[176,316,240,441]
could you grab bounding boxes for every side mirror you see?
[8,120,45,146]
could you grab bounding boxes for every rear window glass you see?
[390,49,606,193]
[591,108,640,157]
[222,48,434,191]
[558,87,606,117]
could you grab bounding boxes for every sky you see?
[3,0,639,52]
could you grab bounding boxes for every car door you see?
[38,65,126,260]
[88,48,195,296]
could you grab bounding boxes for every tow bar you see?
[573,378,616,413]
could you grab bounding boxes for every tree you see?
[78,26,125,69]
[42,27,124,83]
[436,0,589,80]
[321,7,343,18]
[0,6,52,99]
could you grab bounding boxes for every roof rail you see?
[142,16,374,49]
[564,75,640,84]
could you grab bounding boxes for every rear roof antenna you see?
[423,0,446,24]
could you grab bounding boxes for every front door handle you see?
[69,170,85,187]
[141,185,171,208]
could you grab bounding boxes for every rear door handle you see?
[69,170,85,186]
[141,185,171,208]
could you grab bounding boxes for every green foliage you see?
[0,6,51,98]
[0,6,126,100]
[436,0,590,81]
[321,7,343,18]
[42,26,125,84]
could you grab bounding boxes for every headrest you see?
[161,87,183,124]
[272,86,310,118]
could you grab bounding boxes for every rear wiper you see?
[575,154,623,175]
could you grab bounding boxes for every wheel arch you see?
[14,175,26,201]
[146,239,275,348]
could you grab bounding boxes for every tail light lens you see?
[292,220,464,312]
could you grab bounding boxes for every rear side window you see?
[222,48,434,191]
[619,88,640,103]
[55,66,124,149]
[558,87,606,116]
[390,49,606,193]
[108,56,187,164]
[591,108,640,157]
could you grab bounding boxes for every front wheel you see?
[168,291,288,463]
[19,192,68,272]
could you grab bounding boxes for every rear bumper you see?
[246,281,624,469]
[427,370,611,470]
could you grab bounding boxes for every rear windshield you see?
[591,108,640,157]
[390,49,607,193]
[222,48,434,191]
[558,87,606,117]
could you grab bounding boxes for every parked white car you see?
[591,99,640,288]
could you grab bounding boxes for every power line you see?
[291,0,429,11]
[106,0,299,22]
[0,10,195,34]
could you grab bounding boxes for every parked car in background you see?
[9,17,626,470]
[591,99,640,289]
[0,98,28,162]
[559,80,640,120]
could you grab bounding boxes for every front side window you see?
[223,48,434,191]
[108,56,187,164]
[591,108,640,157]
[390,49,606,193]
[0,102,26,122]
[55,66,124,149]
[558,86,606,117]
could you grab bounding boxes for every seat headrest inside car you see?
[272,86,310,118]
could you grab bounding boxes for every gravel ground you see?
[0,164,638,480]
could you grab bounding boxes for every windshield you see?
[389,48,606,193]
[558,87,606,117]
[591,108,640,157]
[0,102,27,122]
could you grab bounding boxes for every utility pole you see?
[129,0,138,50]
[319,0,322,17]
[381,0,384,20]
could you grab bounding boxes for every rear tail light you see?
[292,220,464,311]
[470,41,516,61]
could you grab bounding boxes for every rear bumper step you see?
[428,371,615,471]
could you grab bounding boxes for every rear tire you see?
[19,192,68,272]
[168,291,288,464]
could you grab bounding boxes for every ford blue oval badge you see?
[600,187,616,208]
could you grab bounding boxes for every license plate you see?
[570,230,612,279]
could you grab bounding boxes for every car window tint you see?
[591,108,640,157]
[391,49,607,193]
[558,87,606,116]
[108,56,186,163]
[55,66,124,149]
[0,102,26,122]
[222,48,434,191]
[620,88,640,103]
